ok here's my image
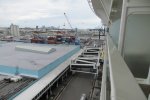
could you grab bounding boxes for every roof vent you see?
[15,45,56,54]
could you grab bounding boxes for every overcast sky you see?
[0,0,101,29]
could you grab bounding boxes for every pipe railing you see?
[100,34,147,100]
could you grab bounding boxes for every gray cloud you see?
[0,0,101,28]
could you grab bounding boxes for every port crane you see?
[64,13,73,29]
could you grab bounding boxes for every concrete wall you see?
[124,14,150,78]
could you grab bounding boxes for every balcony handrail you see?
[100,39,107,100]
[107,35,147,100]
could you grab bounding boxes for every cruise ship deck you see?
[90,0,150,100]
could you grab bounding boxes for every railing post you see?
[118,0,128,56]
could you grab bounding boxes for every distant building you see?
[36,26,39,31]
[42,25,46,32]
[10,24,20,37]
[0,27,9,35]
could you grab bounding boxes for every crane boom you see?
[64,13,73,29]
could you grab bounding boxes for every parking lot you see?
[0,75,35,100]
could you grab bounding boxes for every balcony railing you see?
[100,34,147,100]
[100,38,108,100]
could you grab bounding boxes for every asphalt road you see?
[58,72,94,100]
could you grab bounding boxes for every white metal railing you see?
[100,39,107,100]
[106,34,147,100]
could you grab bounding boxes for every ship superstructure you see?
[90,0,150,100]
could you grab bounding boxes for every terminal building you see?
[0,42,79,78]
[0,41,80,99]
